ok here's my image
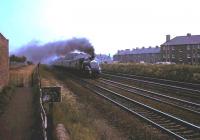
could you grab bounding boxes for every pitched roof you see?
[117,47,160,55]
[0,33,6,40]
[161,35,200,46]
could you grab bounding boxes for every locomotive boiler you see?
[52,52,101,78]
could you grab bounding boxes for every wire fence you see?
[33,64,48,140]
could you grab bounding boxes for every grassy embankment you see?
[40,66,125,140]
[0,65,36,115]
[101,63,200,83]
[40,65,170,140]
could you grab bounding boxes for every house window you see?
[187,46,191,50]
[179,49,183,52]
[167,47,170,50]
[172,46,175,50]
[187,54,191,58]
[172,54,175,58]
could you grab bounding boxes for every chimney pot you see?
[187,33,191,37]
[166,35,170,42]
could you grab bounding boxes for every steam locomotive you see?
[52,52,101,78]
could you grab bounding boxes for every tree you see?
[10,55,27,62]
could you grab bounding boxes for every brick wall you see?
[161,44,200,64]
[0,33,9,90]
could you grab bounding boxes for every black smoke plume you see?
[15,37,95,63]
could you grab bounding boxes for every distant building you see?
[0,33,9,90]
[95,54,113,64]
[161,33,200,64]
[113,46,161,63]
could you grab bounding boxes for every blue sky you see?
[1,0,200,55]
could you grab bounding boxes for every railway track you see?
[103,71,200,90]
[102,72,200,103]
[72,77,200,140]
[97,78,200,115]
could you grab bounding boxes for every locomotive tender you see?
[52,52,101,78]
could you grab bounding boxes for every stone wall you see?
[0,33,9,90]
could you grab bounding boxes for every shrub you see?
[101,63,200,83]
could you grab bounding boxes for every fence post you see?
[35,63,48,140]
[47,102,54,140]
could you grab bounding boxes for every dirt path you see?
[0,87,34,140]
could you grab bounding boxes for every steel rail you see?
[102,73,200,99]
[98,78,200,115]
[73,78,200,140]
[103,71,200,90]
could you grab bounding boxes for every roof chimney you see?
[166,35,170,42]
[187,33,191,37]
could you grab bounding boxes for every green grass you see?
[52,94,98,140]
[39,66,99,140]
[0,86,15,115]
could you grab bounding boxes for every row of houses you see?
[114,46,161,63]
[114,33,200,65]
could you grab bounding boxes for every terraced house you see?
[161,33,200,64]
[114,46,161,63]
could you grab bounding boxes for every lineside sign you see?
[42,86,61,103]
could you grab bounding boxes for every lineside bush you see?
[101,63,200,83]
[0,86,15,115]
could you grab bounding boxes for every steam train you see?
[52,52,101,78]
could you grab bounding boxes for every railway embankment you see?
[40,66,126,140]
[40,66,171,140]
